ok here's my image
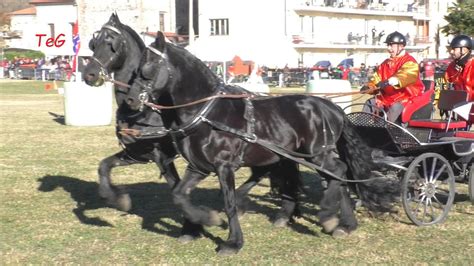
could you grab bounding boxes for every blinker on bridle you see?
[135,45,173,112]
[90,24,126,83]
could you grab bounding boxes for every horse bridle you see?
[135,45,174,111]
[90,24,127,83]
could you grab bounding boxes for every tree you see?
[441,1,474,36]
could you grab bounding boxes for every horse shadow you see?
[48,112,65,125]
[37,173,329,244]
[242,171,326,236]
[37,175,225,239]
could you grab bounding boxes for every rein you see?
[143,90,370,111]
[145,93,254,110]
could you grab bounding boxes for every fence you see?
[11,67,74,81]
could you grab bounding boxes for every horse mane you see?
[165,42,221,87]
[120,24,146,51]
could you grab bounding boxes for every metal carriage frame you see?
[346,110,473,226]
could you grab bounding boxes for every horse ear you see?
[114,13,121,23]
[109,12,120,25]
[154,31,166,52]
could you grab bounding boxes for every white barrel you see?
[63,81,113,126]
[306,79,352,113]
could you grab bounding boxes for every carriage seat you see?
[454,131,474,139]
[408,90,469,130]
[401,80,435,123]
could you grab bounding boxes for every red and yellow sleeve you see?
[393,61,419,88]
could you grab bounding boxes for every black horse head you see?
[83,13,145,95]
[127,31,220,112]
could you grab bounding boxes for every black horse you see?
[82,14,206,238]
[82,15,302,239]
[125,32,399,255]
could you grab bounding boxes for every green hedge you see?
[4,50,45,61]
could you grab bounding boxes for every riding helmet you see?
[384,31,406,46]
[449,34,473,50]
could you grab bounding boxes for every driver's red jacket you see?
[445,57,474,101]
[371,52,424,108]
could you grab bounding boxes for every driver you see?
[445,34,474,102]
[361,31,424,123]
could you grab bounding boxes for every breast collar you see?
[168,89,224,139]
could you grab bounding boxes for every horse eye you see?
[141,63,154,79]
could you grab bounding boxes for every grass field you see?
[1,80,473,264]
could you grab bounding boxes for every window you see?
[159,12,165,32]
[210,19,229,36]
[49,23,55,39]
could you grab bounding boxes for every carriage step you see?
[371,150,412,166]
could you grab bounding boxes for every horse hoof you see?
[178,234,199,243]
[332,227,349,238]
[237,209,246,219]
[116,193,131,212]
[207,210,223,227]
[217,246,240,256]
[321,217,339,233]
[273,218,289,228]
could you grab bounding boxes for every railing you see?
[7,67,74,81]
[298,0,429,16]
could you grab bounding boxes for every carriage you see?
[346,88,474,226]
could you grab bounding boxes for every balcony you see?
[291,34,431,52]
[294,0,430,20]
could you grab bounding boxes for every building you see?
[8,0,76,57]
[77,0,176,56]
[4,0,458,67]
[190,0,457,68]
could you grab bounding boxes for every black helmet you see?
[450,35,472,50]
[385,31,406,46]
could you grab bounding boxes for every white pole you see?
[189,0,194,46]
[75,0,80,82]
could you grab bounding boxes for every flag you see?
[72,20,80,72]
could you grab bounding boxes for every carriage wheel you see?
[401,153,455,226]
[469,164,474,203]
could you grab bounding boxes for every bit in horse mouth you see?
[93,77,105,87]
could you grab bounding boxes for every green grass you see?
[1,80,473,264]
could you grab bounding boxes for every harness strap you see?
[168,94,221,139]
[201,117,379,183]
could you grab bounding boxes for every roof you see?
[8,6,36,16]
[29,0,75,5]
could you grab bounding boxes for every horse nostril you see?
[126,98,134,106]
[86,73,96,80]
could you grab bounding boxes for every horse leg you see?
[98,151,133,211]
[151,150,204,241]
[215,162,243,255]
[317,155,358,237]
[318,179,343,234]
[172,166,223,227]
[235,166,269,217]
[273,160,300,227]
[332,185,358,238]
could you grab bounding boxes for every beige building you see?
[5,0,458,66]
[191,0,457,68]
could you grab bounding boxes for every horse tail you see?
[336,115,400,213]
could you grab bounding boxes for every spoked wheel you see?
[401,153,456,226]
[469,164,474,203]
